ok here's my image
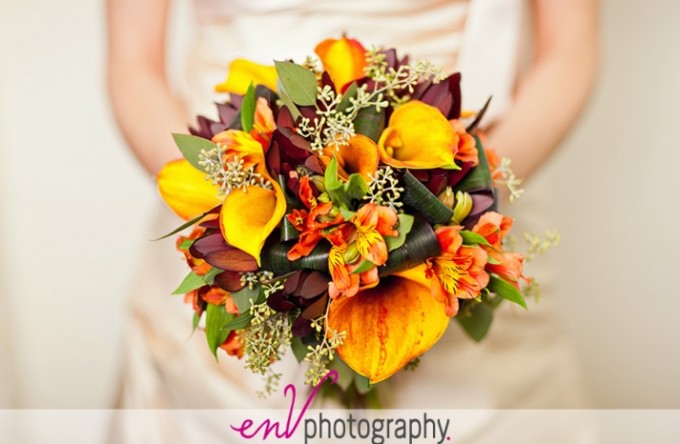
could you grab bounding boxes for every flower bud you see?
[437,187,455,209]
[452,191,473,224]
[343,243,361,264]
[310,175,327,192]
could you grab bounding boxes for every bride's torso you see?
[184,0,524,122]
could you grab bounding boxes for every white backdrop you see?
[0,0,679,411]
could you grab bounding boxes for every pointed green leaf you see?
[231,286,263,314]
[456,301,493,342]
[178,239,195,250]
[345,173,368,201]
[291,336,308,363]
[355,375,372,395]
[222,312,253,331]
[172,133,215,172]
[192,312,201,332]
[202,267,223,285]
[487,275,528,309]
[353,107,385,142]
[337,82,358,113]
[172,271,206,295]
[205,304,235,358]
[459,230,491,247]
[351,260,375,275]
[274,61,318,106]
[240,83,256,132]
[276,78,301,120]
[151,210,211,241]
[384,214,415,252]
[402,171,454,224]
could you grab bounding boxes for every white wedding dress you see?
[112,0,592,442]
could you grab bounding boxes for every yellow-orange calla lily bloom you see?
[315,36,367,91]
[157,159,222,220]
[158,100,284,265]
[327,264,449,384]
[319,134,380,183]
[215,59,278,95]
[378,100,460,170]
[219,179,286,266]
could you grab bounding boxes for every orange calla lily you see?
[219,179,286,266]
[378,100,460,170]
[320,134,379,183]
[215,59,278,95]
[327,265,449,384]
[157,159,222,220]
[315,36,367,91]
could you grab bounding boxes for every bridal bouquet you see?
[157,36,531,401]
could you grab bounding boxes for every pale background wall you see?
[0,0,678,411]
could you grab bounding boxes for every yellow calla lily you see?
[157,159,222,220]
[377,100,460,170]
[319,134,380,183]
[219,176,286,266]
[315,36,367,91]
[327,264,449,384]
[215,59,278,95]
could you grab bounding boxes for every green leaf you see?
[459,230,491,247]
[240,83,256,132]
[351,260,375,274]
[171,267,222,295]
[344,173,368,201]
[274,61,318,106]
[203,267,222,285]
[261,241,330,275]
[456,301,493,342]
[172,133,216,172]
[151,210,212,241]
[277,78,301,120]
[222,312,253,330]
[380,217,442,276]
[487,275,528,309]
[171,271,206,295]
[231,286,263,314]
[205,304,235,358]
[192,312,201,332]
[455,135,493,192]
[384,214,415,252]
[178,239,195,250]
[337,82,358,113]
[353,106,385,143]
[402,171,454,224]
[355,375,372,395]
[281,217,299,242]
[328,357,356,392]
[291,337,308,363]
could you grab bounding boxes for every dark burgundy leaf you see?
[292,317,313,337]
[299,271,331,299]
[420,81,452,117]
[301,293,328,320]
[284,270,304,295]
[204,248,258,272]
[267,291,297,312]
[214,271,244,292]
[446,162,474,188]
[190,233,229,259]
[448,73,462,119]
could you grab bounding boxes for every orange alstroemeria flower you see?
[287,176,344,261]
[215,59,278,96]
[319,134,380,183]
[201,287,239,315]
[315,36,367,91]
[471,212,527,288]
[451,120,479,166]
[324,203,397,299]
[426,226,490,317]
[378,101,460,170]
[177,226,212,276]
[327,264,449,384]
[220,330,244,358]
